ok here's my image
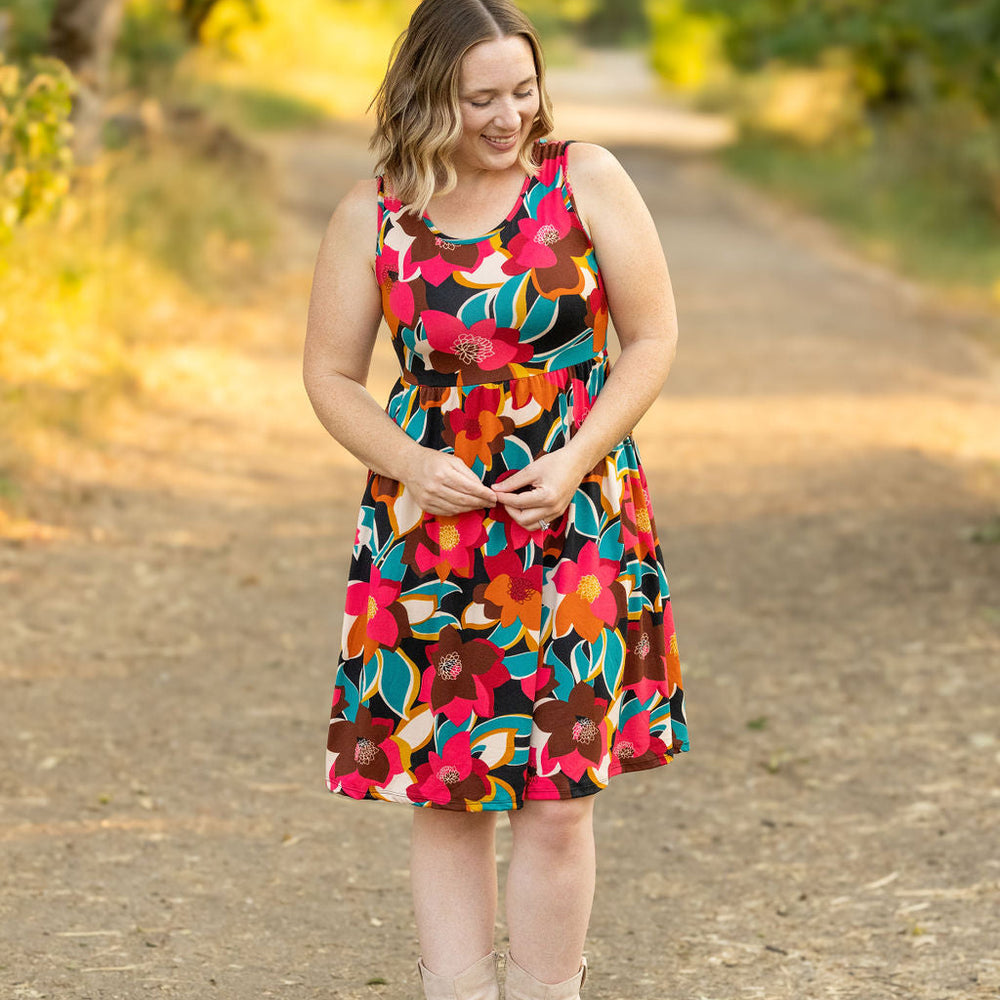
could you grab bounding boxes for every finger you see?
[421,485,493,512]
[441,458,497,502]
[491,465,537,494]
[494,484,548,511]
[504,504,550,528]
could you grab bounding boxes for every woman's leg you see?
[411,809,499,976]
[505,797,596,983]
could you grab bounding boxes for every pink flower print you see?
[523,767,572,801]
[344,564,407,662]
[620,472,656,560]
[411,510,488,582]
[570,376,593,429]
[407,730,491,807]
[501,189,591,296]
[552,540,623,642]
[422,311,531,379]
[396,213,491,287]
[608,711,669,777]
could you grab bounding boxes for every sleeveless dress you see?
[325,139,689,811]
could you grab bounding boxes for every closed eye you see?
[469,90,536,108]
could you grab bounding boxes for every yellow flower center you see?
[438,523,461,551]
[635,507,651,532]
[576,574,601,603]
[366,595,379,621]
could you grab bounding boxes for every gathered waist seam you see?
[398,354,608,389]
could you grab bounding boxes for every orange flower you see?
[442,385,513,470]
[552,540,624,642]
[481,548,543,630]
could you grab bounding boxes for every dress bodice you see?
[375,140,608,388]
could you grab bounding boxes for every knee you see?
[412,808,497,845]
[509,797,595,854]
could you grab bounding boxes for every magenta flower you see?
[404,510,488,581]
[622,608,672,701]
[397,219,493,287]
[421,311,532,378]
[501,189,591,296]
[609,711,669,777]
[552,540,624,642]
[408,730,491,807]
[343,564,408,662]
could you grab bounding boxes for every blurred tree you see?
[48,0,125,161]
[0,55,75,241]
[685,0,1000,118]
[584,0,648,45]
[179,0,261,44]
[0,1,58,62]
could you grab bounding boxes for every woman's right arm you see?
[302,180,496,515]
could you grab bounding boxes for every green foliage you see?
[0,0,58,62]
[722,122,1000,294]
[0,55,75,242]
[117,0,190,89]
[582,0,648,46]
[683,0,1000,118]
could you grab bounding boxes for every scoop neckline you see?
[420,172,533,244]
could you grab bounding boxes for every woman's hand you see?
[491,448,590,530]
[400,446,498,516]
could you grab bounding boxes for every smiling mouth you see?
[483,133,519,149]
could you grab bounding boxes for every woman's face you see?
[453,34,541,175]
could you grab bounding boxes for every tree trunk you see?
[181,0,216,43]
[49,0,125,163]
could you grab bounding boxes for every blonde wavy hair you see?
[370,0,555,217]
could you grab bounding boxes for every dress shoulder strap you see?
[532,139,581,217]
[375,174,387,253]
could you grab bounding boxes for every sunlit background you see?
[2,0,999,500]
[3,5,1000,999]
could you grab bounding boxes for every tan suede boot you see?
[503,951,588,1000]
[417,951,501,1000]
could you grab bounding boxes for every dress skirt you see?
[325,353,689,810]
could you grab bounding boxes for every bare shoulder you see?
[565,142,647,240]
[327,178,379,234]
[565,142,631,192]
[317,178,379,270]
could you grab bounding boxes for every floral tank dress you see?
[325,139,689,810]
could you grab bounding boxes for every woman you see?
[303,1,689,997]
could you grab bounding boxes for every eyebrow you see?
[463,76,536,95]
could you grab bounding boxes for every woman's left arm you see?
[493,142,678,529]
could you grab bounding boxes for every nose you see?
[492,98,521,131]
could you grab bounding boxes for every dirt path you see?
[3,54,1000,1000]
